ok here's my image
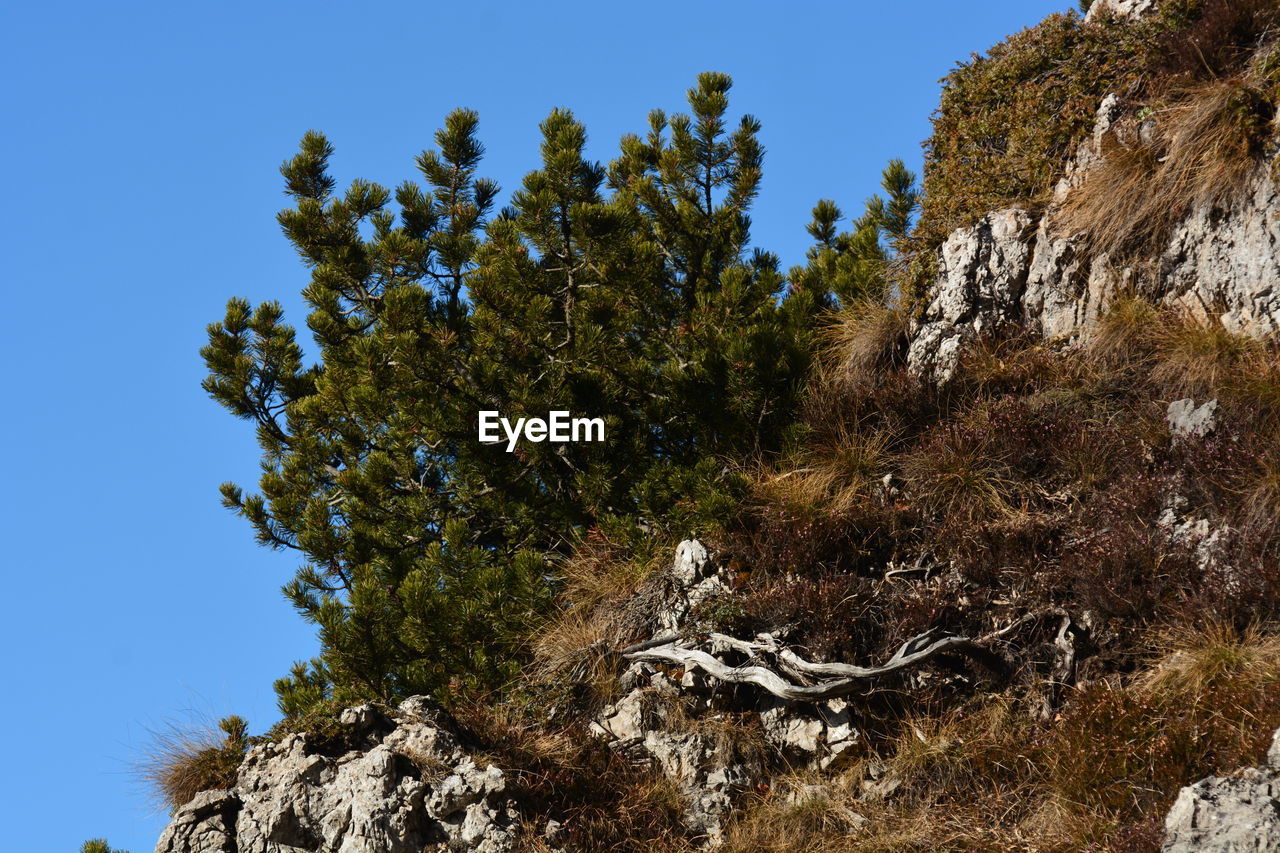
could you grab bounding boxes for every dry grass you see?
[1059,77,1274,259]
[1150,310,1262,394]
[1090,293,1161,364]
[758,425,895,519]
[1230,347,1280,423]
[820,300,910,387]
[901,427,1018,524]
[1139,621,1280,700]
[713,722,1099,853]
[452,694,689,852]
[716,771,868,853]
[708,626,1280,851]
[1041,624,1280,843]
[138,715,250,811]
[528,535,670,707]
[1241,450,1280,543]
[879,698,1031,795]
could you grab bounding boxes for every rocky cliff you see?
[907,96,1280,382]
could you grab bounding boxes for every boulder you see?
[1085,0,1159,23]
[1162,730,1280,852]
[1167,399,1219,442]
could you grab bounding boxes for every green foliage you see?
[204,73,821,714]
[789,160,919,307]
[81,842,129,853]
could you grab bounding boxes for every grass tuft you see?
[820,300,910,387]
[1150,309,1262,394]
[1059,77,1274,259]
[139,715,250,812]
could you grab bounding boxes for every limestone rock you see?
[1162,729,1280,851]
[906,208,1038,382]
[757,696,860,767]
[1085,0,1159,23]
[153,698,518,853]
[1167,399,1219,442]
[671,539,710,586]
[760,699,825,754]
[1160,170,1280,337]
[642,729,761,844]
[907,90,1280,380]
[154,790,239,853]
[656,539,729,636]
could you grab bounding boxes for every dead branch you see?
[620,627,1010,702]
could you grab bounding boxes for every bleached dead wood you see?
[619,627,1010,702]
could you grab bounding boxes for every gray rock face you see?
[1162,730,1280,852]
[155,698,517,853]
[906,208,1038,382]
[642,729,762,844]
[1167,399,1219,442]
[758,696,860,769]
[1085,0,1159,22]
[153,791,239,853]
[1161,172,1280,337]
[907,91,1280,382]
[591,540,758,843]
[657,539,729,636]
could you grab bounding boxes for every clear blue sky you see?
[0,1,1069,849]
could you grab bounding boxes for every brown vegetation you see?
[140,715,250,811]
[1058,77,1275,259]
[914,0,1280,295]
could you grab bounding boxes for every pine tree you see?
[202,75,818,714]
[81,841,129,853]
[790,158,921,306]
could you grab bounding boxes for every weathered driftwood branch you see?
[620,627,1010,702]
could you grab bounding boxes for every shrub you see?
[1044,624,1280,838]
[81,842,129,853]
[1155,0,1280,83]
[450,695,688,852]
[901,426,1018,526]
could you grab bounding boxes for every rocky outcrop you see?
[1086,0,1159,23]
[587,540,872,843]
[154,791,239,853]
[908,78,1280,381]
[1167,398,1219,443]
[1162,730,1280,852]
[656,538,730,636]
[906,209,1038,382]
[155,699,517,853]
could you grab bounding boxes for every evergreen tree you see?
[790,159,920,305]
[81,841,128,853]
[202,74,818,714]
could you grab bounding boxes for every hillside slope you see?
[156,1,1280,850]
